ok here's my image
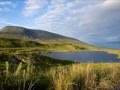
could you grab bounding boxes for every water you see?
[44,51,120,63]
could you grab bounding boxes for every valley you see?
[0,0,120,89]
[0,26,120,90]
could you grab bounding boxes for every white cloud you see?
[0,1,16,8]
[76,0,120,42]
[34,0,70,34]
[34,0,100,36]
[0,1,15,6]
[0,1,16,12]
[23,0,48,16]
[0,8,10,12]
[25,0,120,44]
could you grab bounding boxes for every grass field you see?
[0,38,120,90]
[0,62,120,90]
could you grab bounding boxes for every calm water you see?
[44,51,120,62]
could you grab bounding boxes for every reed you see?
[5,61,9,77]
[14,62,22,76]
[47,63,120,90]
[1,62,120,90]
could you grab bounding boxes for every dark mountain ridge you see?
[0,26,73,40]
[0,26,88,45]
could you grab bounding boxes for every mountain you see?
[0,26,98,50]
[0,38,84,50]
[0,26,67,40]
[0,26,85,44]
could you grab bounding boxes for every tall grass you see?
[5,62,9,77]
[0,62,120,90]
[0,62,39,90]
[14,62,22,76]
[47,63,120,90]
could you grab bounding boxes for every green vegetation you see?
[0,37,110,53]
[0,63,120,90]
[0,38,97,53]
[0,25,98,52]
[0,43,119,90]
[0,38,44,48]
[0,52,74,71]
[0,26,84,43]
[0,26,120,90]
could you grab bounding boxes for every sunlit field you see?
[0,0,120,90]
[0,62,120,90]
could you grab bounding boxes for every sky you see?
[0,0,120,48]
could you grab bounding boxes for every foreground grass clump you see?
[47,64,120,90]
[0,63,120,90]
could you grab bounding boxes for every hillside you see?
[0,26,102,51]
[0,38,89,54]
[0,26,65,40]
[0,26,77,41]
[0,38,44,48]
[0,26,89,45]
[0,26,120,90]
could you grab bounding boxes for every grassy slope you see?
[0,37,100,53]
[0,27,120,89]
[0,26,119,52]
[0,26,87,45]
[0,63,120,90]
[0,26,102,51]
[0,37,120,59]
[0,38,44,48]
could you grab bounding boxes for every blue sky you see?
[0,0,120,46]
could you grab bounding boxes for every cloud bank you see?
[23,0,48,16]
[0,1,15,12]
[25,0,119,44]
[2,0,118,45]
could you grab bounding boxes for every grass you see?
[0,38,107,53]
[0,52,74,70]
[0,37,120,90]
[0,62,120,90]
[106,49,120,58]
[47,63,120,90]
[1,37,119,55]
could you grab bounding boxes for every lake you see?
[44,51,120,63]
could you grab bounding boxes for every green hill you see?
[0,26,77,41]
[0,38,88,53]
[0,26,101,51]
[0,26,88,45]
[0,38,44,48]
